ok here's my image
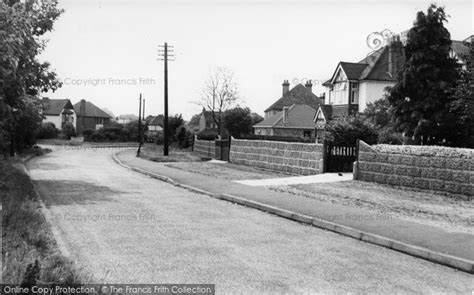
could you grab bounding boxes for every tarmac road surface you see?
[28,147,473,293]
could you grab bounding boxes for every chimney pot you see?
[282,80,290,96]
[305,80,313,92]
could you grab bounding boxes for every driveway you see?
[28,147,473,293]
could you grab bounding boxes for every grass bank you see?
[1,150,85,284]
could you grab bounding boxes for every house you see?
[116,114,138,124]
[314,35,471,142]
[254,104,317,139]
[198,108,218,132]
[264,80,322,119]
[41,98,76,130]
[73,99,112,133]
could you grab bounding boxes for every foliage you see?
[81,128,94,139]
[324,116,378,145]
[175,125,193,148]
[0,0,63,155]
[238,134,313,143]
[197,129,218,140]
[223,107,253,137]
[187,114,201,132]
[387,4,462,146]
[198,67,239,137]
[167,114,184,141]
[376,127,404,145]
[36,122,59,139]
[61,122,76,140]
[363,97,392,128]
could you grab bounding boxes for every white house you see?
[41,98,76,130]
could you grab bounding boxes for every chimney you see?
[282,80,290,96]
[282,106,289,125]
[305,80,313,92]
[320,93,325,105]
[388,35,402,78]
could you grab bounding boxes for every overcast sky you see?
[39,0,472,120]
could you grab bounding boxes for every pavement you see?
[234,173,352,186]
[115,149,474,274]
[27,147,474,292]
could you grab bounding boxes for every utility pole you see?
[136,93,143,157]
[158,42,174,156]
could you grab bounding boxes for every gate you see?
[215,138,231,161]
[324,143,357,172]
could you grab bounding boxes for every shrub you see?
[377,127,404,145]
[81,128,94,138]
[324,116,378,145]
[61,123,76,140]
[90,131,105,142]
[197,129,218,140]
[37,122,59,139]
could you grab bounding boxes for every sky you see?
[39,0,473,120]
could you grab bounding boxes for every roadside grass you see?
[139,144,202,162]
[270,180,473,234]
[1,154,87,284]
[165,161,287,180]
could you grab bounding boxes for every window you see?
[303,130,311,138]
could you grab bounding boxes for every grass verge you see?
[139,144,202,162]
[1,152,86,284]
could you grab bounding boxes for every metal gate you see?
[324,143,357,172]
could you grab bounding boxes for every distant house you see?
[116,114,138,124]
[264,80,322,119]
[73,99,112,133]
[41,98,76,130]
[147,115,164,132]
[198,108,218,132]
[254,104,317,139]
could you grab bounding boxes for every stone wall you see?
[230,138,324,175]
[356,141,473,197]
[193,137,215,159]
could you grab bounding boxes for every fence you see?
[193,136,215,159]
[230,138,324,175]
[355,140,473,197]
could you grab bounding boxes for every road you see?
[28,147,473,293]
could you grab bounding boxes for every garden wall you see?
[230,138,324,175]
[356,140,473,197]
[193,136,215,159]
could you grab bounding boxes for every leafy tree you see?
[223,107,253,137]
[61,123,76,140]
[363,97,392,128]
[37,122,59,139]
[167,114,185,141]
[324,116,378,145]
[187,113,201,132]
[198,67,239,137]
[1,0,63,155]
[387,4,460,145]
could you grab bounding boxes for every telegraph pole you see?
[158,42,174,156]
[136,93,142,157]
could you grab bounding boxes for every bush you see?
[81,128,94,138]
[197,129,218,140]
[324,116,378,145]
[37,122,59,139]
[61,123,76,140]
[377,127,404,145]
[90,131,105,142]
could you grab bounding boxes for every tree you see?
[187,113,201,132]
[168,114,184,141]
[198,67,239,137]
[223,107,253,137]
[324,116,378,146]
[1,0,63,155]
[363,97,392,128]
[387,4,460,145]
[61,122,76,140]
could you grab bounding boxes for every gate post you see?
[322,140,328,173]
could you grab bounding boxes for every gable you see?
[42,98,74,115]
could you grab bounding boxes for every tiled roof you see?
[255,104,316,129]
[149,115,164,126]
[339,62,368,80]
[41,98,74,115]
[451,40,470,59]
[265,84,321,112]
[73,100,111,118]
[315,105,352,121]
[318,105,333,120]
